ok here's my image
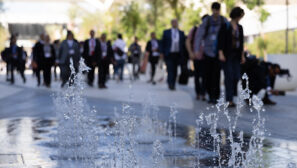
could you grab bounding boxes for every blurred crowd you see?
[1,2,291,106]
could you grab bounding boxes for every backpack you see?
[116,47,124,57]
[1,48,9,62]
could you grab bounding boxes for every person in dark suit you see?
[128,37,142,79]
[82,30,102,87]
[161,19,186,90]
[58,30,80,88]
[32,34,45,86]
[7,35,26,84]
[98,33,114,89]
[145,32,161,85]
[42,35,56,87]
[218,7,245,107]
[19,46,27,83]
[53,40,60,81]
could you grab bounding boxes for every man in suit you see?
[98,33,114,89]
[161,19,186,90]
[7,35,26,84]
[53,40,60,81]
[42,35,56,88]
[32,34,45,86]
[58,30,80,88]
[83,30,102,87]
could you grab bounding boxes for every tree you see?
[146,0,164,32]
[243,0,264,10]
[181,3,202,33]
[120,1,145,40]
[223,0,236,14]
[164,0,185,21]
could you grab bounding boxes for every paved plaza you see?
[0,72,297,167]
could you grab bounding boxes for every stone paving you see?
[0,72,297,167]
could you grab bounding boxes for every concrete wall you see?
[267,54,297,91]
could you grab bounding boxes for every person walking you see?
[32,34,45,86]
[82,30,102,87]
[57,30,80,88]
[53,40,60,81]
[98,33,114,89]
[218,7,245,107]
[113,34,126,81]
[145,32,161,85]
[186,15,209,101]
[42,35,56,88]
[18,46,27,83]
[194,2,227,104]
[128,37,142,79]
[8,35,25,84]
[161,19,186,91]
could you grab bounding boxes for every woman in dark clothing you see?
[145,32,161,85]
[218,7,245,107]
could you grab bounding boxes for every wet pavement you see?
[0,117,296,168]
[0,74,297,167]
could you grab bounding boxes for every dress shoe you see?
[262,98,276,105]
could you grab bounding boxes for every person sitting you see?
[242,55,287,105]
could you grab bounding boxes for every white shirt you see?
[170,28,180,53]
[151,39,159,57]
[88,38,96,56]
[113,39,126,60]
[100,41,107,58]
[67,40,75,55]
[43,44,51,58]
[67,40,74,47]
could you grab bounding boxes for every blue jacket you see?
[161,29,186,59]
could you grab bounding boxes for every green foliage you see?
[243,0,264,10]
[181,4,202,33]
[146,0,164,32]
[223,0,236,14]
[164,0,185,21]
[65,0,276,48]
[247,30,297,57]
[68,4,80,22]
[120,1,145,39]
[259,7,270,23]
